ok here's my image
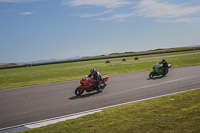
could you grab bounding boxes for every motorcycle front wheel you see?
[149,72,155,78]
[75,87,84,96]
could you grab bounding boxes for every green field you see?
[23,89,200,133]
[0,50,200,90]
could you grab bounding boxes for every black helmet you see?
[90,68,96,74]
[162,58,166,63]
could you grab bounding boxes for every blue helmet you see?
[162,58,166,63]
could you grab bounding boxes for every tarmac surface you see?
[0,65,200,132]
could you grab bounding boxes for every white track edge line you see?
[0,88,199,131]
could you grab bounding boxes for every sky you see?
[0,0,200,63]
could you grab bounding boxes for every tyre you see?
[149,72,155,78]
[166,69,169,74]
[75,87,84,96]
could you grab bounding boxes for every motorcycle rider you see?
[159,58,168,75]
[88,68,103,91]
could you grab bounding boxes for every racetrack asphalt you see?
[0,65,200,130]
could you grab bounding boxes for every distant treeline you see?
[1,47,200,69]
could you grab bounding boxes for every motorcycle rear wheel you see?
[75,87,84,96]
[149,72,155,78]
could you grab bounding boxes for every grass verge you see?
[23,89,200,133]
[0,51,200,90]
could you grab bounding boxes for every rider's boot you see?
[97,84,102,92]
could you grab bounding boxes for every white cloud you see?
[63,0,132,8]
[65,0,200,23]
[136,0,200,18]
[99,12,135,22]
[5,8,13,13]
[157,17,200,23]
[98,0,200,23]
[79,10,112,18]
[19,12,34,15]
[0,0,40,3]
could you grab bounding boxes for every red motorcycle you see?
[75,75,109,96]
